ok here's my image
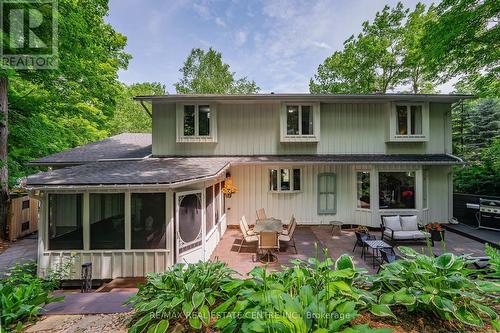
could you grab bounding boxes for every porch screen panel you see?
[215,183,221,223]
[206,186,214,232]
[178,193,202,253]
[90,193,124,249]
[131,193,166,249]
[379,172,416,209]
[318,173,336,214]
[48,194,83,250]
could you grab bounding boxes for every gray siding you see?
[152,102,452,156]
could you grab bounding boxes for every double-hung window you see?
[318,173,336,214]
[269,168,301,192]
[281,103,319,142]
[177,104,217,142]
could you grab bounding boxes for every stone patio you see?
[211,226,487,275]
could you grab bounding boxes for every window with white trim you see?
[388,102,429,142]
[280,103,320,142]
[176,104,217,142]
[269,168,302,192]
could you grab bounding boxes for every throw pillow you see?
[400,215,419,231]
[383,215,402,231]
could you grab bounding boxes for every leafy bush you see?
[0,261,63,332]
[485,244,500,279]
[128,253,391,333]
[212,254,390,333]
[127,260,236,333]
[371,246,500,327]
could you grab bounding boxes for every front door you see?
[176,190,204,263]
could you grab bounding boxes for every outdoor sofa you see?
[380,215,433,246]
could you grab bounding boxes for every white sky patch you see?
[215,17,226,27]
[311,41,331,49]
[235,30,247,46]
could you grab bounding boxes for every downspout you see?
[140,100,152,118]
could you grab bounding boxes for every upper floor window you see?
[388,102,429,142]
[280,103,320,142]
[176,104,217,142]
[269,168,302,192]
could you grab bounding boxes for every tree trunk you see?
[0,76,9,241]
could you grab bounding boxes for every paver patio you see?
[211,226,487,275]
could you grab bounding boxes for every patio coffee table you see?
[364,239,393,269]
[254,218,283,233]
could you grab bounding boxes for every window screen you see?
[90,193,125,249]
[214,183,221,223]
[184,105,195,136]
[286,105,299,135]
[301,105,313,135]
[48,194,83,250]
[318,173,336,214]
[205,186,214,232]
[198,105,210,136]
[131,193,166,249]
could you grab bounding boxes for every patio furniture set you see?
[238,208,297,263]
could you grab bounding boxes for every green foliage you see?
[175,47,260,94]
[109,82,165,135]
[421,0,499,97]
[127,260,236,333]
[310,3,436,94]
[485,244,500,279]
[0,262,63,331]
[453,138,500,195]
[372,246,500,327]
[3,0,130,187]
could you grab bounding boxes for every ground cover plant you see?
[371,246,500,329]
[0,261,63,332]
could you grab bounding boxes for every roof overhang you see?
[134,93,475,104]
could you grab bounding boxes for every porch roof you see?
[27,133,152,167]
[26,154,461,189]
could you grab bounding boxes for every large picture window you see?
[318,173,336,214]
[356,172,370,209]
[131,193,166,249]
[48,194,83,250]
[379,172,416,209]
[269,168,302,192]
[90,193,125,249]
[205,186,214,233]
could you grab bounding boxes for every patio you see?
[211,225,487,275]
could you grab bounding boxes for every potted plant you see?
[425,222,445,241]
[355,225,369,234]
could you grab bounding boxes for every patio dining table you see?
[254,218,283,233]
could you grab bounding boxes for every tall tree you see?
[422,0,500,97]
[0,0,129,239]
[109,82,165,135]
[175,48,260,94]
[310,2,437,94]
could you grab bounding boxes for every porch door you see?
[176,190,204,264]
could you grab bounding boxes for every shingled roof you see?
[26,154,462,188]
[28,133,152,166]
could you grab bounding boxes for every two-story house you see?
[26,93,470,279]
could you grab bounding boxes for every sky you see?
[107,0,454,94]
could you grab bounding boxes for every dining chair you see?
[353,231,375,258]
[279,216,297,254]
[258,231,279,262]
[238,218,259,253]
[241,215,255,235]
[256,208,267,221]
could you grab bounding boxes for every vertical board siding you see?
[8,196,38,241]
[153,102,451,156]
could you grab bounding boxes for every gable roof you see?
[28,133,152,167]
[134,93,474,104]
[26,154,462,188]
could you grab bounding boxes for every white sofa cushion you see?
[400,215,419,231]
[384,229,430,240]
[383,216,402,231]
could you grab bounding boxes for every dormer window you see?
[280,103,320,142]
[387,102,429,142]
[176,104,217,142]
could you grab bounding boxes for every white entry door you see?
[176,190,204,264]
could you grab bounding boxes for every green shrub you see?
[485,244,500,279]
[127,259,237,333]
[371,246,500,327]
[0,262,63,332]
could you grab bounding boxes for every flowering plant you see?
[425,223,443,231]
[355,225,369,234]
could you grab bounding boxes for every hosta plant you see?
[127,260,237,333]
[212,253,391,333]
[371,246,500,327]
[0,262,63,332]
